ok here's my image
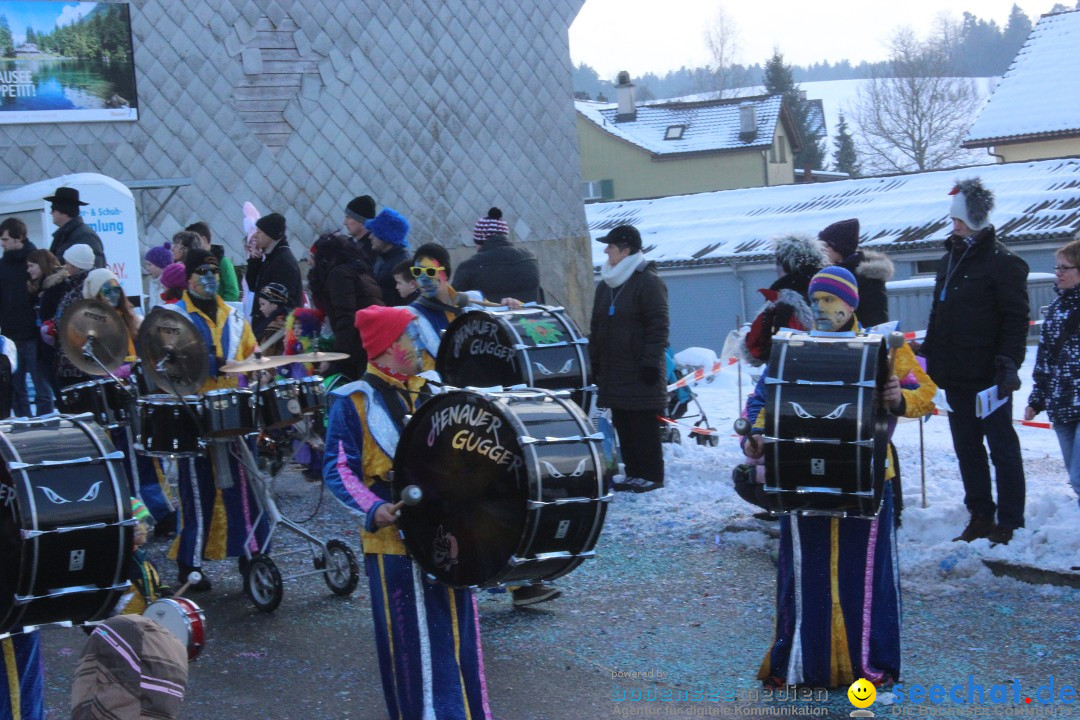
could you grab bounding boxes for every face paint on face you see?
[192,272,219,299]
[387,333,422,374]
[99,282,124,308]
[811,291,854,332]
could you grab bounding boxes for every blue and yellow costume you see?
[751,331,936,687]
[162,292,269,570]
[323,365,491,720]
[1,632,43,720]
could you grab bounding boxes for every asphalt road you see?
[36,469,1080,719]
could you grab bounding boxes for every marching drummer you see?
[162,249,269,591]
[741,266,936,689]
[322,305,492,720]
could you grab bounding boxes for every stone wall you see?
[0,0,593,321]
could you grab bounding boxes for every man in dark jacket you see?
[44,186,105,269]
[920,178,1029,545]
[343,195,377,267]
[365,208,411,307]
[819,218,894,328]
[589,225,669,493]
[454,208,542,303]
[1,218,54,416]
[246,213,303,336]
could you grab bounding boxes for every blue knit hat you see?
[365,208,410,248]
[808,265,859,309]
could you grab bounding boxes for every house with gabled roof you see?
[963,9,1080,162]
[586,158,1080,351]
[576,74,804,202]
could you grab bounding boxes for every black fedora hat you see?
[43,186,88,206]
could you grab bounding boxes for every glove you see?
[994,355,1021,395]
[41,322,56,346]
[640,365,661,386]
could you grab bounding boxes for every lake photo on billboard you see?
[0,1,137,124]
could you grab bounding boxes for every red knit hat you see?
[355,306,415,360]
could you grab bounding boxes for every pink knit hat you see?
[160,262,187,290]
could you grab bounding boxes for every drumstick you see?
[733,418,751,436]
[389,485,423,515]
[172,571,202,598]
[886,331,905,378]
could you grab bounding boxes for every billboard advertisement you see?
[0,1,137,124]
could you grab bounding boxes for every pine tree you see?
[763,50,825,171]
[832,112,860,178]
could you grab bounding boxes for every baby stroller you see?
[659,348,719,446]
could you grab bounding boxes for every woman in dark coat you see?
[589,225,669,493]
[307,232,384,378]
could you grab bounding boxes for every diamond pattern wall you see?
[0,0,592,318]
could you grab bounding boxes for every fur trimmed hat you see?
[774,233,827,275]
[808,266,859,310]
[818,218,860,260]
[949,178,994,231]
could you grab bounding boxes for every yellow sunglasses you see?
[410,265,445,278]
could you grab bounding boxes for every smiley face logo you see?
[848,678,876,708]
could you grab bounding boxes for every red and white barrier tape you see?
[666,357,738,393]
[928,407,1051,430]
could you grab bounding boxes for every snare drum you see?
[393,389,608,588]
[761,331,889,518]
[201,388,255,438]
[0,416,133,633]
[296,376,326,414]
[137,395,203,457]
[143,596,206,660]
[259,379,303,429]
[436,306,594,414]
[61,378,133,427]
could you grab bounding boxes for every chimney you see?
[615,70,636,122]
[739,104,757,140]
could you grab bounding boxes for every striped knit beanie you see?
[808,266,859,309]
[472,207,509,244]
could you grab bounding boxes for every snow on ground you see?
[639,344,1080,593]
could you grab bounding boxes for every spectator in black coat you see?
[589,225,669,493]
[343,195,377,267]
[819,218,894,328]
[1,218,55,416]
[920,178,1029,546]
[308,233,384,378]
[246,213,303,336]
[44,187,105,269]
[364,209,411,307]
[454,208,542,303]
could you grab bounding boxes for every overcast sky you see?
[569,0,1056,80]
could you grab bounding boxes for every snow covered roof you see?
[587,157,1080,269]
[575,94,792,156]
[964,10,1080,147]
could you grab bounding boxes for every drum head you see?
[394,391,529,587]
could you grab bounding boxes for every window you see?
[664,125,686,140]
[583,179,614,202]
[778,134,786,163]
[770,135,787,163]
[914,260,938,276]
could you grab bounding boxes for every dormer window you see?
[664,125,686,140]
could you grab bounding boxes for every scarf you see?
[600,251,646,288]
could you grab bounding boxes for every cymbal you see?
[285,351,349,364]
[138,308,209,395]
[219,353,295,373]
[58,298,130,376]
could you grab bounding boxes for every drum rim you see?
[138,394,201,405]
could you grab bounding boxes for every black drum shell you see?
[435,307,594,415]
[393,390,607,589]
[259,380,303,429]
[137,395,204,457]
[61,379,133,427]
[762,332,889,518]
[201,388,255,438]
[0,416,132,633]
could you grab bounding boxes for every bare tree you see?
[701,6,749,97]
[853,27,979,174]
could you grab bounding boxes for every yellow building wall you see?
[995,137,1080,163]
[577,115,795,201]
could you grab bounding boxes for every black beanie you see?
[256,213,287,241]
[346,196,376,222]
[184,248,219,278]
[818,219,860,260]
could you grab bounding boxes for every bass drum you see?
[435,306,594,415]
[0,415,133,634]
[762,331,890,518]
[393,389,609,588]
